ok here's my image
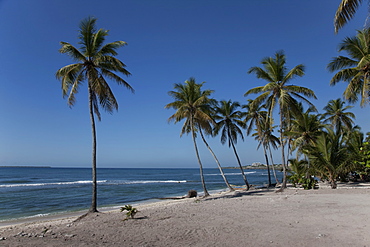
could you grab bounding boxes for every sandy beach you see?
[1,183,370,247]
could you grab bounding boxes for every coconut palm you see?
[252,120,280,187]
[198,126,234,191]
[305,129,358,189]
[165,78,214,197]
[245,51,317,190]
[56,17,133,213]
[322,98,356,134]
[287,111,324,157]
[214,100,250,190]
[244,100,277,186]
[244,99,266,136]
[327,28,370,107]
[334,0,368,33]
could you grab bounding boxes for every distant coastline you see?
[225,165,283,170]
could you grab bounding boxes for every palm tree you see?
[305,129,358,188]
[334,0,368,33]
[198,126,234,191]
[327,28,370,107]
[322,98,356,134]
[56,17,133,213]
[244,100,278,186]
[252,118,280,187]
[214,100,250,190]
[165,78,213,197]
[287,111,324,157]
[244,99,266,136]
[265,125,281,185]
[245,51,317,190]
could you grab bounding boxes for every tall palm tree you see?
[165,78,214,197]
[56,17,133,213]
[334,0,368,33]
[322,98,356,134]
[214,100,250,190]
[245,51,317,190]
[327,28,370,107]
[198,126,234,191]
[252,116,280,187]
[244,100,278,186]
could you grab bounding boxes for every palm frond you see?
[327,56,358,72]
[59,42,86,62]
[334,0,363,33]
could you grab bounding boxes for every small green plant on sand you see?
[120,205,138,220]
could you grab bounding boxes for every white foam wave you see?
[0,180,107,188]
[207,171,256,176]
[114,180,187,184]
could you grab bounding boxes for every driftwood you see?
[158,190,197,200]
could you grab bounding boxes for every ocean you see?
[0,167,282,222]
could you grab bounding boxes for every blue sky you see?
[0,0,369,168]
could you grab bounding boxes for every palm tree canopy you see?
[334,0,365,33]
[322,98,356,132]
[243,99,267,136]
[286,112,324,154]
[305,129,357,179]
[245,51,317,122]
[56,16,133,120]
[252,119,280,150]
[165,78,215,137]
[213,100,246,147]
[327,28,370,106]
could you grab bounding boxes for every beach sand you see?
[1,183,370,246]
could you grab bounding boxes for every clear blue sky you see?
[0,0,369,168]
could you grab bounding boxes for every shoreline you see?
[1,184,370,246]
[1,181,369,229]
[1,181,368,228]
[0,187,229,229]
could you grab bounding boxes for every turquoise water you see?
[0,167,282,222]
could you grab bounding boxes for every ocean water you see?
[0,167,282,222]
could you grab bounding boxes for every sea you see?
[0,167,282,223]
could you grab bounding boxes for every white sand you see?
[1,184,370,246]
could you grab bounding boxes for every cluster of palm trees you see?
[165,79,251,196]
[167,35,370,193]
[56,2,370,212]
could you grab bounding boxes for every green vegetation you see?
[328,28,370,107]
[120,205,139,220]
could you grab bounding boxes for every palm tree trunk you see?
[278,106,288,191]
[230,139,250,190]
[191,119,209,197]
[199,128,234,191]
[262,145,272,187]
[329,174,337,189]
[268,144,280,184]
[88,85,98,213]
